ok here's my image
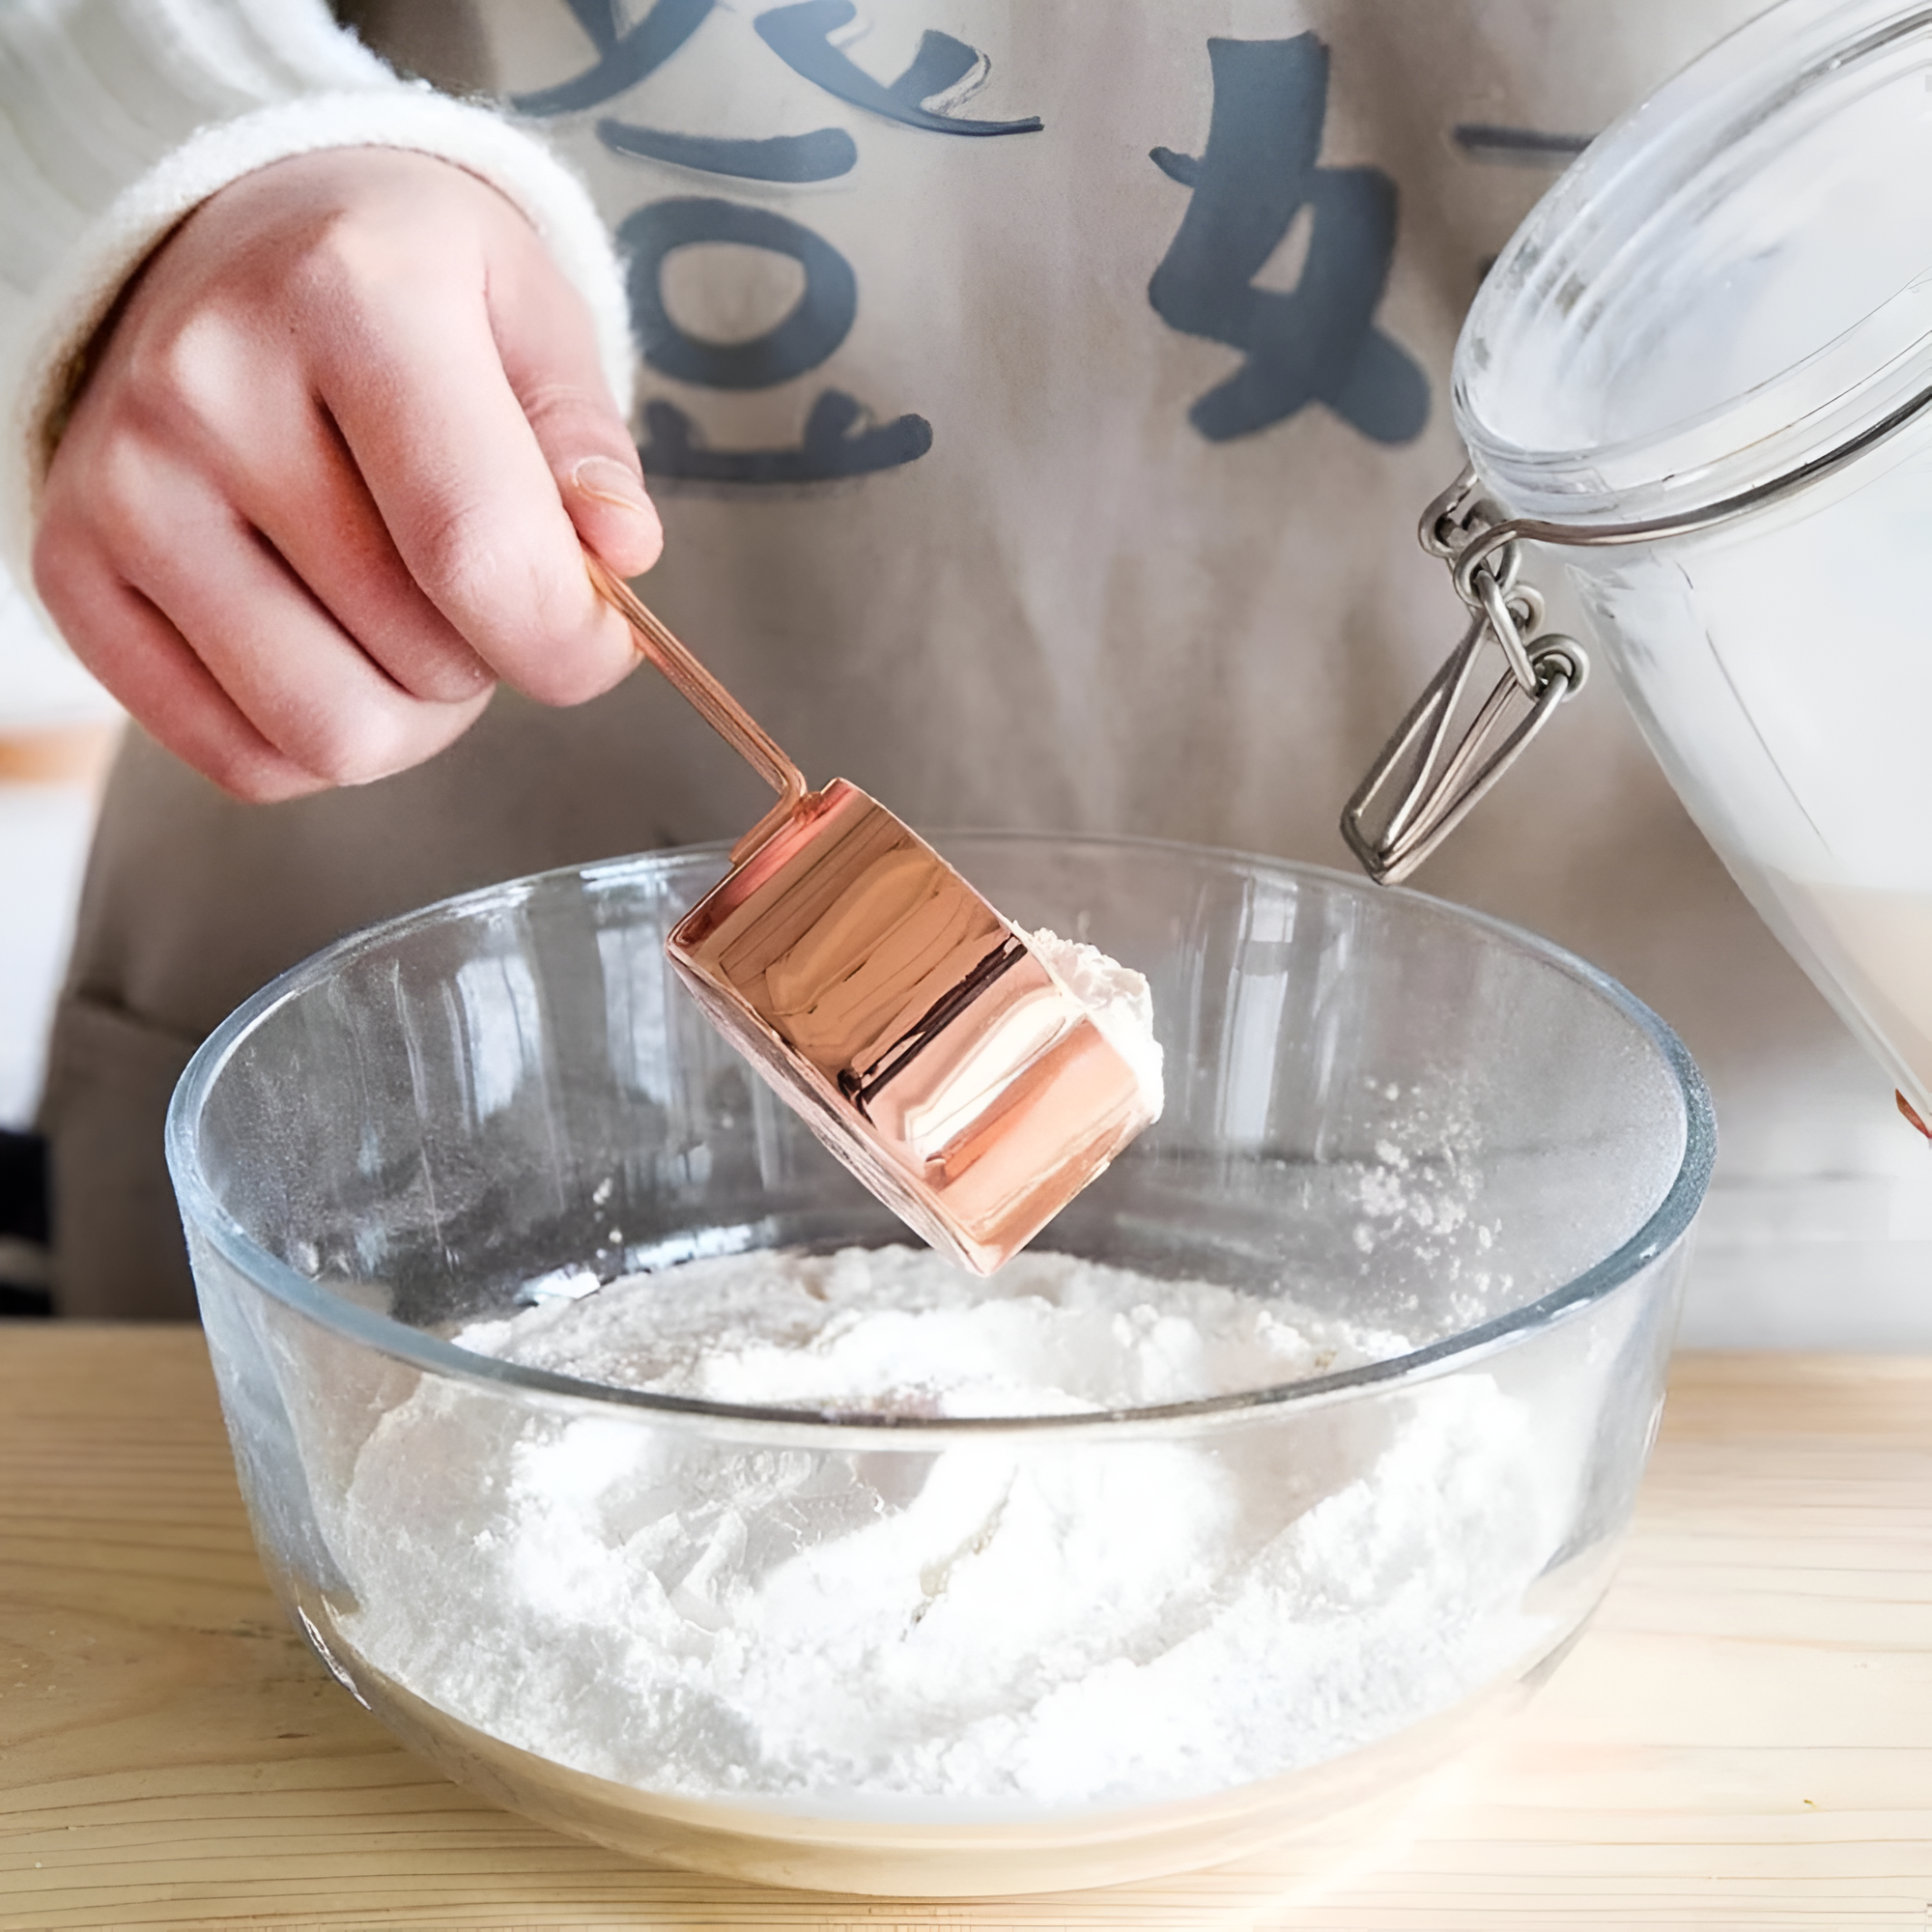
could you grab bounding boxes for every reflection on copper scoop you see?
[589,559,1159,1275]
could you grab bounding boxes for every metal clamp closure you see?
[1343,370,1932,888]
[1342,465,1587,887]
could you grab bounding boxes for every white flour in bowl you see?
[327,1246,1561,1812]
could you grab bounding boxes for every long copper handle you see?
[586,554,809,863]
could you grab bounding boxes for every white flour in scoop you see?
[328,1247,1560,1812]
[1023,926,1165,1121]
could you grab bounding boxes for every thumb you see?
[490,232,664,579]
[561,446,664,579]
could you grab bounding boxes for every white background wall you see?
[0,573,117,1130]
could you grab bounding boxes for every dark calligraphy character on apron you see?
[1150,34,1428,446]
[514,0,1037,482]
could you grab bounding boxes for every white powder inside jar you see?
[330,1246,1559,1814]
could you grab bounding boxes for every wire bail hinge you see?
[1342,464,1589,887]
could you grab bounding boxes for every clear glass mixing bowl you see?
[166,835,1712,1897]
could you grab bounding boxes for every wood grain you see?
[3,1332,1930,1930]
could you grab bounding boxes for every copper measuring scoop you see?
[588,559,1159,1275]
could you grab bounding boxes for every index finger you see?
[308,238,638,708]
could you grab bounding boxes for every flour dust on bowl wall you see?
[166,837,1711,1896]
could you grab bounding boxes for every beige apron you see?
[51,0,1845,1320]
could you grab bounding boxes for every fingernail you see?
[572,455,655,520]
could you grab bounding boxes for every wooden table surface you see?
[3,1328,1930,1931]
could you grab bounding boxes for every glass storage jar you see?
[1348,0,1932,1124]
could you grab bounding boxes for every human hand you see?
[33,147,661,802]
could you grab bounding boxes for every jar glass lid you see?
[1457,0,1932,525]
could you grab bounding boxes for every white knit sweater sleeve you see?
[0,0,634,593]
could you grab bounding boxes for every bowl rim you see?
[165,832,1715,1438]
